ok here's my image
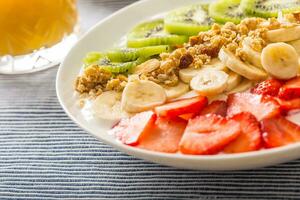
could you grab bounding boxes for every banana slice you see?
[242,37,263,68]
[190,68,228,96]
[121,80,166,113]
[266,26,300,43]
[133,59,160,74]
[261,42,299,80]
[202,58,228,72]
[174,90,200,101]
[179,58,227,83]
[286,41,300,75]
[288,39,300,56]
[164,82,190,100]
[288,41,300,75]
[219,48,267,81]
[92,91,128,120]
[179,67,202,84]
[227,79,253,94]
[225,71,242,92]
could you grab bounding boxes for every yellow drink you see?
[0,0,77,56]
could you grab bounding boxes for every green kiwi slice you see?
[83,45,170,67]
[164,4,214,36]
[209,0,246,24]
[127,19,189,48]
[99,57,147,73]
[241,0,300,18]
[106,45,171,62]
[83,52,104,66]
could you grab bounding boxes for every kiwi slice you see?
[99,57,147,73]
[241,0,300,18]
[164,4,214,36]
[83,52,103,66]
[209,0,246,24]
[106,45,171,62]
[83,45,170,67]
[127,19,189,48]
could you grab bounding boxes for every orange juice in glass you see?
[0,0,78,74]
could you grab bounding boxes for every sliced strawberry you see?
[179,114,241,155]
[179,113,195,121]
[227,92,280,121]
[200,100,227,117]
[109,111,156,145]
[274,98,300,113]
[137,117,187,153]
[179,101,227,120]
[223,112,262,153]
[261,116,300,148]
[251,79,282,96]
[278,76,300,100]
[155,96,208,118]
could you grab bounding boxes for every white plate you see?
[57,0,300,170]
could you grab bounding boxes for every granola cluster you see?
[75,65,127,97]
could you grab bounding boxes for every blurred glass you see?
[0,0,79,74]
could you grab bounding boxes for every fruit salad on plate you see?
[74,0,300,155]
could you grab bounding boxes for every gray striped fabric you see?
[1,1,300,199]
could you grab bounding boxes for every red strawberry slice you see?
[179,113,195,121]
[223,112,262,153]
[179,114,241,155]
[227,92,280,121]
[137,117,187,153]
[274,98,300,113]
[278,76,300,100]
[109,111,156,145]
[261,116,300,148]
[155,96,208,118]
[200,100,227,117]
[251,79,282,96]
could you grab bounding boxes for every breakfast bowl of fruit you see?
[56,0,300,170]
